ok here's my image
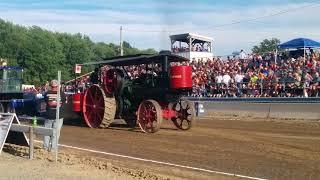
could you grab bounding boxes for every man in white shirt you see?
[215,73,223,84]
[234,72,244,84]
[239,50,247,60]
[222,72,231,86]
[234,71,244,96]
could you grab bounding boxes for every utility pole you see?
[120,26,123,56]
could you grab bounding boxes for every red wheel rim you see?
[138,100,161,133]
[82,85,105,128]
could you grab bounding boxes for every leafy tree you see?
[252,38,280,54]
[56,33,94,80]
[92,42,117,60]
[140,48,157,54]
[123,41,132,49]
[22,26,65,85]
[0,18,157,85]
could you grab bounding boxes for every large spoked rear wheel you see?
[82,85,116,128]
[137,100,162,133]
[170,98,195,130]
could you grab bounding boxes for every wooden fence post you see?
[29,126,34,160]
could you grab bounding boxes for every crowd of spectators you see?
[59,49,320,98]
[191,50,320,97]
[172,44,210,53]
[23,83,48,94]
[64,75,90,93]
[23,87,40,93]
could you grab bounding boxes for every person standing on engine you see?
[90,67,100,84]
[43,79,65,151]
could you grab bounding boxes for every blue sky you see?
[0,0,319,55]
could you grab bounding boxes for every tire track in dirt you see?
[60,117,320,180]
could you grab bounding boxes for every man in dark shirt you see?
[90,67,100,84]
[43,79,66,151]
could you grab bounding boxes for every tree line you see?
[252,38,280,55]
[0,19,156,85]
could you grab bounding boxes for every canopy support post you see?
[304,46,306,62]
[275,48,278,64]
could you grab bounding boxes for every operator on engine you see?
[90,67,100,84]
[43,79,66,151]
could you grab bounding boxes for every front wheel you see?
[169,98,195,130]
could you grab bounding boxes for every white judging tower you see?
[170,33,213,61]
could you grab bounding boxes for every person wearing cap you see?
[43,79,66,151]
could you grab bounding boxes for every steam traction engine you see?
[73,52,195,133]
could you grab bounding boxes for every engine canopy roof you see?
[81,52,189,66]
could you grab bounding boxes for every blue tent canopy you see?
[278,38,320,49]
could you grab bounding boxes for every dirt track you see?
[59,116,320,180]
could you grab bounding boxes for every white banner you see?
[75,64,82,74]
